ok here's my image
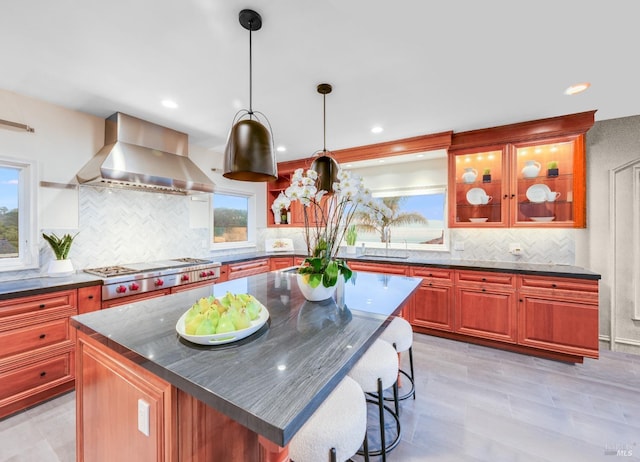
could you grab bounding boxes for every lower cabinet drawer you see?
[0,352,72,401]
[0,318,70,360]
[228,259,270,280]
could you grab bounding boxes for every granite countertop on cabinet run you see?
[0,273,102,300]
[70,271,421,447]
[213,251,601,280]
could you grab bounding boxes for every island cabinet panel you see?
[77,286,101,314]
[407,267,454,331]
[227,258,270,280]
[454,270,517,343]
[517,275,599,358]
[76,331,176,462]
[269,256,294,271]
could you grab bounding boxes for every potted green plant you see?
[42,232,78,277]
[345,224,358,254]
[482,168,492,183]
[547,161,559,177]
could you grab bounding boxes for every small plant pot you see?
[482,174,492,183]
[47,259,74,277]
[547,168,559,178]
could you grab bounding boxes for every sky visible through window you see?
[0,167,19,211]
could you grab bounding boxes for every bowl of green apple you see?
[176,292,269,345]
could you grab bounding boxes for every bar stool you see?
[348,339,401,461]
[380,316,415,401]
[289,376,367,462]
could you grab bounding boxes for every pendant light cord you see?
[323,92,327,153]
[248,23,253,118]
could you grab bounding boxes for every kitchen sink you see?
[360,253,409,259]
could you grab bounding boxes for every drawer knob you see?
[39,334,46,339]
[39,304,46,309]
[481,278,486,282]
[482,288,486,292]
[40,371,46,377]
[88,295,94,300]
[551,283,557,288]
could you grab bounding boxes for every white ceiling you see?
[2,1,638,162]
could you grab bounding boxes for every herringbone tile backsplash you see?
[0,187,575,282]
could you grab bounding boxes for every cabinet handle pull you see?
[481,288,486,292]
[503,194,508,199]
[39,304,46,309]
[429,283,433,287]
[39,334,46,339]
[519,299,523,302]
[551,283,557,288]
[481,278,486,281]
[40,371,46,377]
[88,295,94,299]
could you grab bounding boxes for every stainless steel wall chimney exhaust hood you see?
[76,113,215,194]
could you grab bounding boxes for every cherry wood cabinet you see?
[75,330,289,462]
[0,289,78,419]
[76,330,175,462]
[217,264,229,283]
[78,286,101,314]
[269,256,295,271]
[517,275,599,358]
[454,271,518,343]
[448,111,595,228]
[227,258,270,280]
[347,261,408,275]
[407,267,454,331]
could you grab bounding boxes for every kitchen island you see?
[71,270,420,462]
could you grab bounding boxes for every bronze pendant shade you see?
[223,9,277,182]
[310,83,340,192]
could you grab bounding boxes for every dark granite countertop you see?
[213,251,601,280]
[70,271,421,446]
[0,273,102,301]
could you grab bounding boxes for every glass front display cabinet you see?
[449,134,586,228]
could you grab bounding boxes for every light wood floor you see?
[1,334,639,461]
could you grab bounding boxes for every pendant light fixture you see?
[310,83,340,192]
[223,9,277,182]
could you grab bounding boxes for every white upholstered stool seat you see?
[348,339,401,461]
[289,376,367,462]
[379,316,416,401]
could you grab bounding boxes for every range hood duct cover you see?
[76,113,215,194]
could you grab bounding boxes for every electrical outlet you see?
[454,241,464,251]
[138,399,150,437]
[509,243,522,256]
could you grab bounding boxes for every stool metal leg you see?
[330,447,337,462]
[408,345,416,400]
[377,378,386,462]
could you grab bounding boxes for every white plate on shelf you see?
[530,216,555,222]
[526,184,551,203]
[466,188,489,205]
[176,297,269,345]
[469,217,489,223]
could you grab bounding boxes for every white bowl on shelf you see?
[469,217,489,223]
[530,216,555,222]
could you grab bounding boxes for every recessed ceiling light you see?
[276,146,286,152]
[564,82,590,96]
[371,126,383,134]
[161,99,178,109]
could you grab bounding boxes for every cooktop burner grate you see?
[171,257,210,264]
[84,266,138,278]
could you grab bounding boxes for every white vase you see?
[461,167,478,184]
[47,259,74,277]
[521,160,541,178]
[296,274,337,302]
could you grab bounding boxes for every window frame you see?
[210,187,256,250]
[0,156,38,271]
[359,185,449,252]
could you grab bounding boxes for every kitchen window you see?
[211,190,256,249]
[0,157,38,271]
[358,186,448,251]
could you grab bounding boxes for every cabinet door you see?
[78,286,101,314]
[76,331,174,462]
[455,287,517,343]
[410,283,453,331]
[217,264,229,283]
[347,261,408,275]
[449,146,508,227]
[269,257,294,271]
[518,295,598,358]
[511,135,585,227]
[227,259,270,280]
